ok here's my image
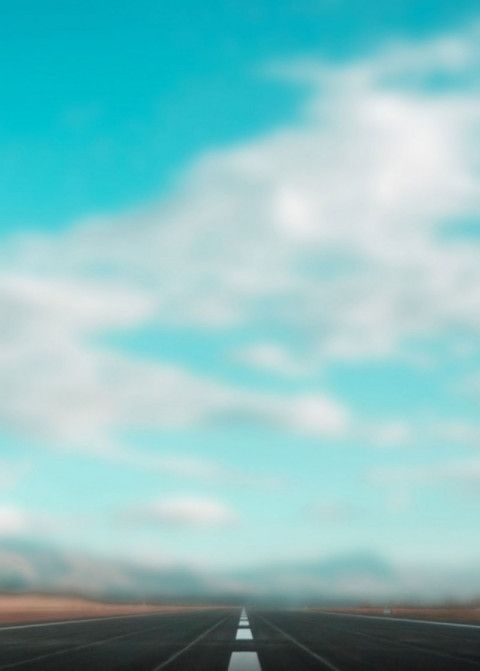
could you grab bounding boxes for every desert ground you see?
[0,593,190,624]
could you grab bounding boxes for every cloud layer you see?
[1,24,480,457]
[2,21,480,583]
[123,495,238,529]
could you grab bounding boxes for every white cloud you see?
[0,321,350,450]
[1,23,480,452]
[0,506,28,536]
[234,342,310,376]
[7,26,480,350]
[0,504,70,539]
[0,270,349,448]
[125,495,238,528]
[283,394,350,437]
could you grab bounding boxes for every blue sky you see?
[1,1,480,599]
[2,0,479,231]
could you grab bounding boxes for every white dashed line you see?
[236,628,253,640]
[228,652,262,670]
[231,609,260,668]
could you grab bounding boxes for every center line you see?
[228,652,262,670]
[236,627,253,640]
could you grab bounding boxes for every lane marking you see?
[321,610,480,630]
[0,620,169,670]
[228,652,262,670]
[152,616,230,670]
[258,615,342,671]
[236,627,253,640]
[0,611,163,632]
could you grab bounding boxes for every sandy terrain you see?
[0,593,188,625]
[315,606,480,623]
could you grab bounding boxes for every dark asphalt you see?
[0,607,479,670]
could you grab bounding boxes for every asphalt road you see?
[0,607,479,670]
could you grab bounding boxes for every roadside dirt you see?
[0,593,180,624]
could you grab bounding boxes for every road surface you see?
[0,607,479,670]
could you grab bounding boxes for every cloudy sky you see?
[1,1,480,588]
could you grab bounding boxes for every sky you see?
[2,1,480,599]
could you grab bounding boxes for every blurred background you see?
[1,0,480,607]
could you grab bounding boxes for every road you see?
[0,607,479,670]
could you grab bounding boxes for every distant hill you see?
[0,538,211,601]
[1,538,479,604]
[228,552,396,604]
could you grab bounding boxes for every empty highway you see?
[0,607,479,670]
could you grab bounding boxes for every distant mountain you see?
[229,552,396,603]
[0,538,213,601]
[1,538,478,604]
